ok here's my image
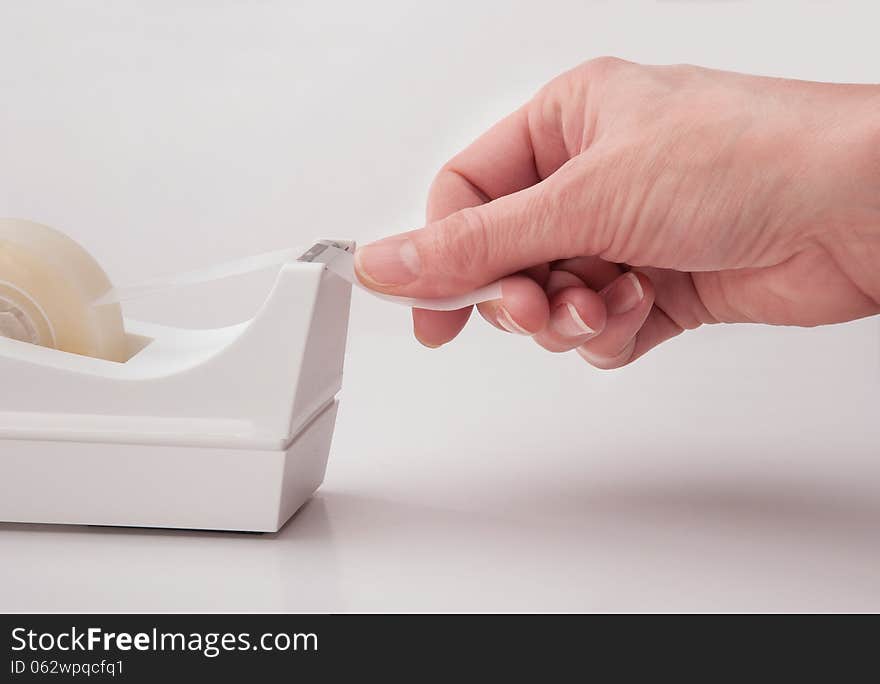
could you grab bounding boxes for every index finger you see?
[416,101,568,347]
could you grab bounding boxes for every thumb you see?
[354,179,585,297]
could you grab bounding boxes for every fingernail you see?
[603,273,643,316]
[355,238,420,287]
[497,307,530,335]
[415,333,443,349]
[550,302,596,338]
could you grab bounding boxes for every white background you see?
[1,1,879,611]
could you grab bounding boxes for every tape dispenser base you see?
[0,222,353,533]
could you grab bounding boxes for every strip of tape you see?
[93,243,502,312]
[320,244,502,311]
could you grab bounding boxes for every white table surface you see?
[1,1,879,612]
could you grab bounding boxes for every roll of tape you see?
[0,219,127,362]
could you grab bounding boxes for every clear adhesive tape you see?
[320,245,503,311]
[0,219,127,362]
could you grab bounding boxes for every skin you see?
[354,58,880,369]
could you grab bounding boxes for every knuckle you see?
[520,190,554,237]
[580,55,629,81]
[426,163,480,222]
[428,206,492,282]
[545,157,608,256]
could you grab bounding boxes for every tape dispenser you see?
[0,219,354,532]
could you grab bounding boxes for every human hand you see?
[354,58,880,368]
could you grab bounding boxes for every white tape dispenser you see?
[0,219,359,532]
[0,219,501,532]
